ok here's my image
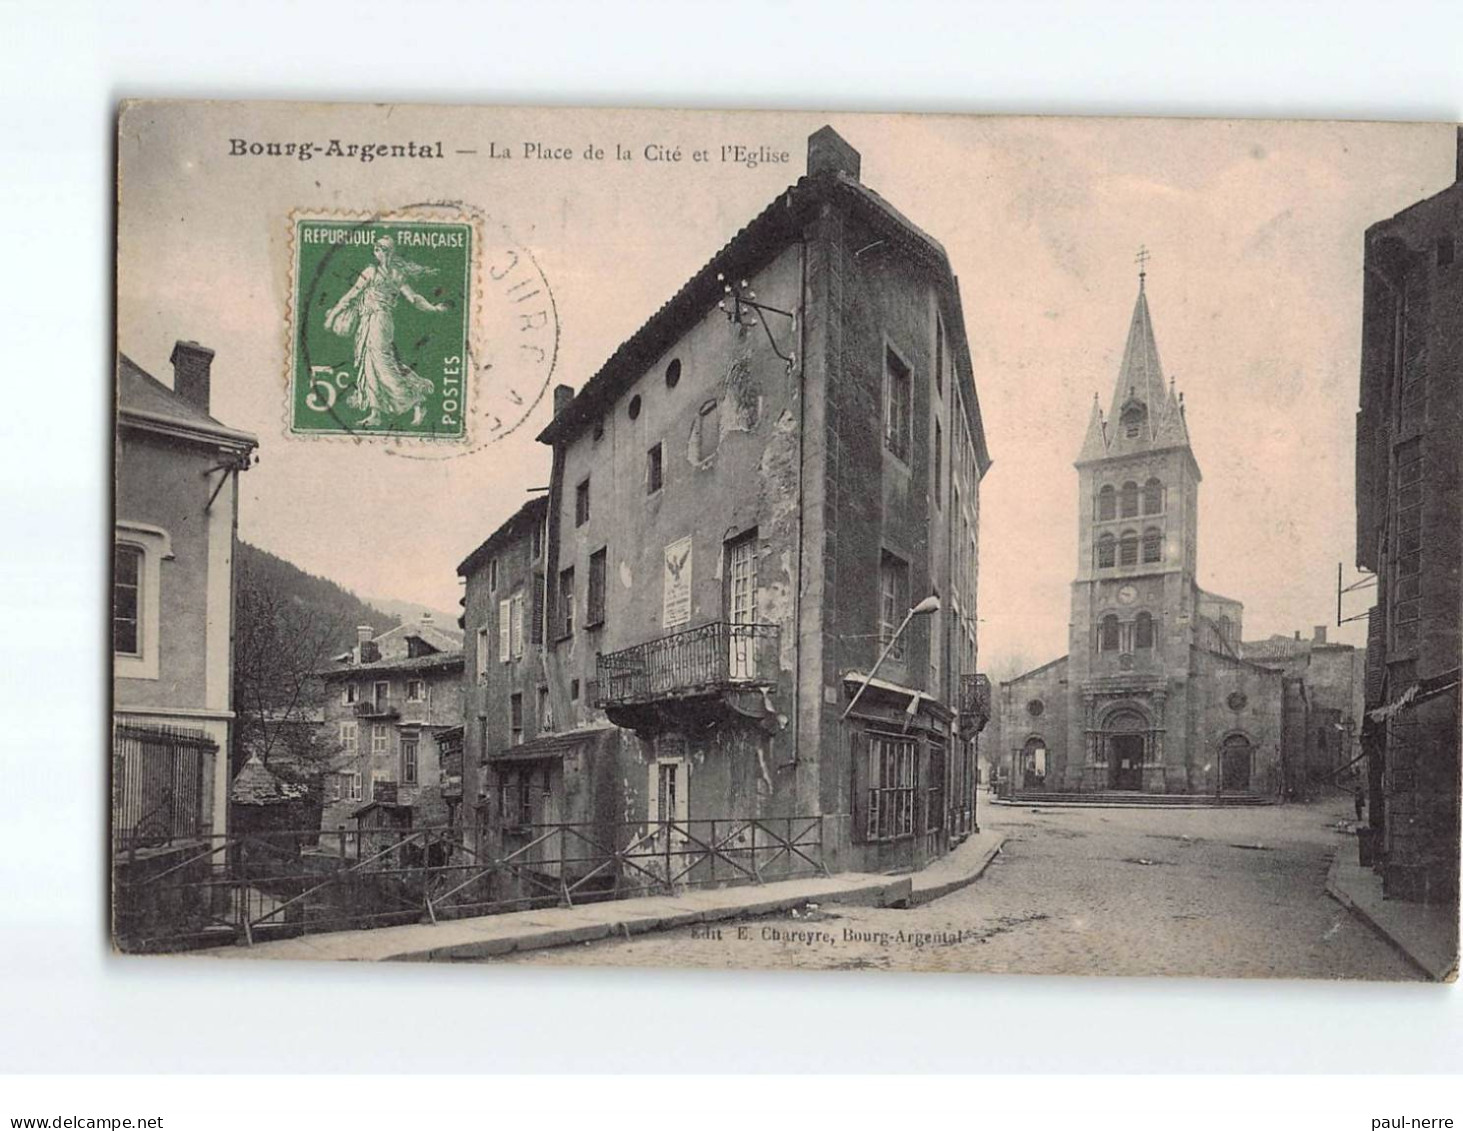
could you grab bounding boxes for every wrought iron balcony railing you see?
[354,699,400,719]
[595,621,779,708]
[959,673,992,733]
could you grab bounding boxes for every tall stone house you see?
[458,126,993,885]
[113,342,256,850]
[316,615,466,836]
[1353,128,1462,904]
[997,277,1297,797]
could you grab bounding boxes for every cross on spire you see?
[1135,245,1151,289]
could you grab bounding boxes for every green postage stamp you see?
[290,215,474,438]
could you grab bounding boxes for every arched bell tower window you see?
[1119,530,1138,566]
[1096,533,1116,569]
[1143,477,1163,515]
[1135,612,1155,649]
[1120,481,1139,518]
[1097,484,1116,521]
[1099,614,1121,652]
[1141,527,1162,564]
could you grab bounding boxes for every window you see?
[1099,614,1121,652]
[347,772,363,802]
[509,694,524,745]
[1097,484,1116,521]
[530,571,545,645]
[373,681,389,711]
[649,758,688,826]
[1135,612,1155,649]
[587,548,607,628]
[342,682,358,706]
[339,721,358,753]
[628,394,642,420]
[557,566,575,638]
[647,443,663,494]
[575,478,590,526]
[1143,477,1163,515]
[1141,527,1162,563]
[695,399,720,461]
[114,524,169,680]
[665,358,682,388]
[401,738,419,785]
[476,627,490,681]
[531,520,544,560]
[933,420,943,509]
[498,595,524,662]
[866,734,917,841]
[884,346,912,463]
[371,724,388,755]
[1096,533,1116,569]
[1119,530,1139,566]
[488,556,498,592]
[725,532,758,680]
[570,678,580,701]
[329,775,343,802]
[538,685,552,731]
[935,316,945,399]
[878,551,910,661]
[113,544,142,655]
[406,679,424,702]
[1120,481,1139,518]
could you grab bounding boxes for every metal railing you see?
[113,723,214,852]
[353,698,400,719]
[112,815,825,953]
[595,622,779,707]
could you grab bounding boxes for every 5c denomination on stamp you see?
[290,213,475,440]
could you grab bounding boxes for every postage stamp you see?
[289,214,475,439]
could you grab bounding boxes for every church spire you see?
[1109,277,1167,429]
[1076,391,1108,464]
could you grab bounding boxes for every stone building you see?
[997,275,1291,797]
[316,614,465,837]
[458,126,992,886]
[113,343,257,848]
[1353,128,1462,903]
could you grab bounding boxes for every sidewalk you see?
[1326,844,1459,982]
[199,828,1003,963]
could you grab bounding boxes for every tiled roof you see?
[321,648,463,678]
[230,754,308,805]
[536,165,990,475]
[117,353,256,447]
[457,494,549,578]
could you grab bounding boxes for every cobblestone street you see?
[505,794,1420,979]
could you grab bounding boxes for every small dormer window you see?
[1120,400,1147,438]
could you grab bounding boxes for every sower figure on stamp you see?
[326,234,450,427]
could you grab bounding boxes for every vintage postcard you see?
[112,101,1461,979]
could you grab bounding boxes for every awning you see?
[488,726,618,763]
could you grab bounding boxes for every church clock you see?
[1117,584,1138,605]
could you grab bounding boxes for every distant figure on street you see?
[1354,785,1366,823]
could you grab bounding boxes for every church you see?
[996,270,1294,797]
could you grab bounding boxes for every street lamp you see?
[841,595,941,720]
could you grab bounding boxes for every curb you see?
[1323,848,1451,983]
[908,837,1004,907]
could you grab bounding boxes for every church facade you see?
[997,276,1288,797]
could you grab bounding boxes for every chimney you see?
[420,611,433,625]
[1313,625,1328,645]
[357,625,374,644]
[1294,631,1301,641]
[169,340,215,414]
[807,126,861,181]
[553,383,574,417]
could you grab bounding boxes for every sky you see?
[116,103,1457,673]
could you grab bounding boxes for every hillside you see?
[235,541,399,656]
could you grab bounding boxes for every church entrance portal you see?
[1220,735,1253,793]
[1109,733,1145,790]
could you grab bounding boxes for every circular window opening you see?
[592,420,605,441]
[1027,699,1045,718]
[1227,691,1248,711]
[665,359,682,388]
[628,394,642,420]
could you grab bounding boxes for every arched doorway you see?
[1106,709,1147,791]
[1220,734,1253,793]
[1020,737,1048,790]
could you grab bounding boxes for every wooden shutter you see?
[530,572,545,645]
[498,598,511,663]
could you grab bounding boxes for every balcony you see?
[353,698,400,719]
[595,622,779,713]
[959,673,992,734]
